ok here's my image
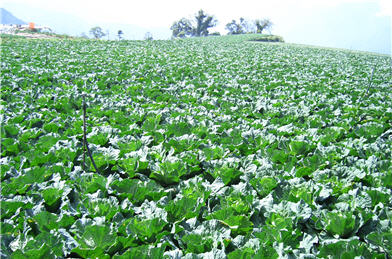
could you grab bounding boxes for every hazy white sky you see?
[2,0,392,54]
[4,0,391,26]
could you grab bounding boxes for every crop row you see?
[1,34,392,258]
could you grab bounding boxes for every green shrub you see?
[250,35,284,42]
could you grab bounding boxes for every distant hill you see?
[2,4,171,39]
[1,8,26,25]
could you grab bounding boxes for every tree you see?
[89,26,106,39]
[144,32,153,41]
[193,10,217,37]
[254,19,273,34]
[226,18,255,35]
[225,19,243,35]
[170,18,193,38]
[170,10,217,38]
[239,18,255,33]
[117,30,123,40]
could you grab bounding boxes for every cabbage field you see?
[1,34,392,258]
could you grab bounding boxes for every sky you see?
[2,0,391,54]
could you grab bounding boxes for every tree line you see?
[87,9,273,40]
[87,27,153,41]
[171,9,272,38]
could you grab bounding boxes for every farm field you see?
[1,34,392,258]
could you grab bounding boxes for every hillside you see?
[1,35,391,258]
[0,8,26,25]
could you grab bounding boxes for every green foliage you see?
[324,211,358,238]
[88,132,109,146]
[206,207,253,236]
[78,173,107,193]
[366,230,392,255]
[257,213,302,248]
[254,19,273,34]
[318,239,374,258]
[170,18,193,38]
[113,245,167,259]
[171,9,217,37]
[1,34,391,258]
[3,124,19,137]
[125,218,168,243]
[228,248,254,259]
[165,196,203,222]
[212,165,242,185]
[182,233,213,254]
[226,18,255,35]
[89,26,106,39]
[150,161,187,185]
[72,225,115,257]
[250,177,278,198]
[251,35,284,42]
